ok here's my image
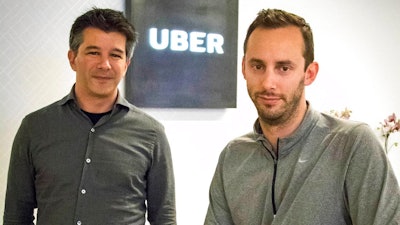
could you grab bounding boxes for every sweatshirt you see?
[205,105,400,225]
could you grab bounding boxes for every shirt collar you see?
[253,101,320,155]
[58,85,131,111]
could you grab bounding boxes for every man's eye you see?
[252,64,264,70]
[281,66,290,72]
[87,52,99,55]
[111,54,123,58]
[278,65,293,73]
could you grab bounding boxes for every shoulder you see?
[304,106,369,135]
[318,112,373,136]
[218,132,261,160]
[22,97,67,124]
[318,112,384,155]
[226,132,259,148]
[120,102,166,133]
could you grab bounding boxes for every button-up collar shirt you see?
[4,87,176,225]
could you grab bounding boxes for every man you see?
[4,8,176,225]
[204,8,400,224]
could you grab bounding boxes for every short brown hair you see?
[243,9,314,70]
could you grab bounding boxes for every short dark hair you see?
[243,9,314,69]
[69,8,137,60]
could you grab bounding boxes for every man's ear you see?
[122,59,131,78]
[68,50,77,71]
[304,62,319,86]
[242,56,247,80]
[125,58,131,70]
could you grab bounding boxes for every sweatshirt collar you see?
[253,101,320,156]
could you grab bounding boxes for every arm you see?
[204,148,234,225]
[345,124,400,224]
[4,118,36,225]
[146,128,176,225]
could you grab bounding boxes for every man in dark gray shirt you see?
[4,8,176,225]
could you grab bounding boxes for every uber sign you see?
[125,0,238,108]
[149,28,224,54]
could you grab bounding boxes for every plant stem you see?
[385,134,389,154]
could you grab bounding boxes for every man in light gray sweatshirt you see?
[204,8,400,225]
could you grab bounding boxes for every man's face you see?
[68,27,130,101]
[242,26,314,126]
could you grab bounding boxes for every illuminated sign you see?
[125,0,238,108]
[149,28,224,54]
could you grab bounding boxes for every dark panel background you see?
[125,0,238,108]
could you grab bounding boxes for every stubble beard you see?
[253,80,304,127]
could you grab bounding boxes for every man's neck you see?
[79,98,115,113]
[260,102,308,151]
[74,88,117,113]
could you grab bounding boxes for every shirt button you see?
[77,221,82,225]
[81,189,86,194]
[90,128,95,132]
[86,158,91,163]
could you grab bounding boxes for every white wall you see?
[1,0,400,224]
